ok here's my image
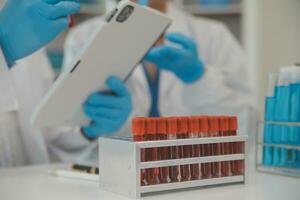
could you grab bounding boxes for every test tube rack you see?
[99,135,248,199]
[256,121,300,178]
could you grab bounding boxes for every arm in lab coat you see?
[177,18,256,134]
[45,127,99,164]
[0,47,19,113]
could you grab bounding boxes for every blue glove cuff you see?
[179,60,205,83]
[0,18,14,66]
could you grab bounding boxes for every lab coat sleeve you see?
[45,126,99,165]
[182,19,255,108]
[180,19,256,135]
[0,47,19,112]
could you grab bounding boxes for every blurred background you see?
[47,0,300,117]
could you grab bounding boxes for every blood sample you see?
[220,116,230,177]
[132,117,147,186]
[145,118,159,185]
[229,116,243,175]
[199,116,211,179]
[209,116,221,178]
[167,117,179,183]
[157,118,169,184]
[178,117,191,182]
[189,117,200,180]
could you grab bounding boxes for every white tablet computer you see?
[32,0,171,127]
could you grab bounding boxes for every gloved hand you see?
[82,76,132,139]
[0,0,80,65]
[145,33,205,83]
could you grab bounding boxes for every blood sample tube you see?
[229,117,238,175]
[132,117,147,185]
[231,117,244,175]
[178,117,191,182]
[199,116,211,179]
[167,117,179,183]
[145,118,159,185]
[209,116,221,178]
[157,118,169,184]
[189,117,200,180]
[220,116,230,177]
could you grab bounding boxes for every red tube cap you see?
[178,117,188,133]
[132,117,145,136]
[199,116,209,134]
[146,118,157,134]
[209,116,219,133]
[189,116,199,133]
[229,116,238,131]
[157,118,167,134]
[220,116,229,131]
[167,117,178,135]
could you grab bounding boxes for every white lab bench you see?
[0,159,299,200]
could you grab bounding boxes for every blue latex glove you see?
[138,0,149,5]
[82,76,132,139]
[145,33,205,83]
[0,0,80,65]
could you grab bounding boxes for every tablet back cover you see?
[32,0,171,127]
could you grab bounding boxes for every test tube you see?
[199,116,211,179]
[229,116,242,175]
[168,117,180,183]
[157,118,169,184]
[189,117,201,180]
[178,117,191,182]
[220,116,230,177]
[132,117,147,186]
[145,118,159,185]
[209,116,222,178]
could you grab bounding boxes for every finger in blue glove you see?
[82,76,132,139]
[145,32,205,83]
[0,0,80,66]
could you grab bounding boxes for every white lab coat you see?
[63,3,256,142]
[0,48,98,167]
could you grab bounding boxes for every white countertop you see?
[0,160,299,200]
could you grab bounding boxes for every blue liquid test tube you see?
[289,67,300,167]
[263,74,277,166]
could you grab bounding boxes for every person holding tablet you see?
[0,0,80,167]
[49,0,255,164]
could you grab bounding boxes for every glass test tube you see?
[220,116,230,177]
[200,116,211,179]
[168,117,180,183]
[189,117,201,180]
[209,116,222,178]
[178,117,191,182]
[157,118,169,184]
[229,116,241,175]
[145,118,159,185]
[132,118,147,186]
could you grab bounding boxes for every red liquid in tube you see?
[199,116,211,179]
[168,117,179,183]
[177,117,191,182]
[157,118,169,184]
[189,117,200,180]
[231,116,244,175]
[229,116,243,175]
[132,118,147,186]
[145,118,159,185]
[220,116,230,177]
[209,116,221,178]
